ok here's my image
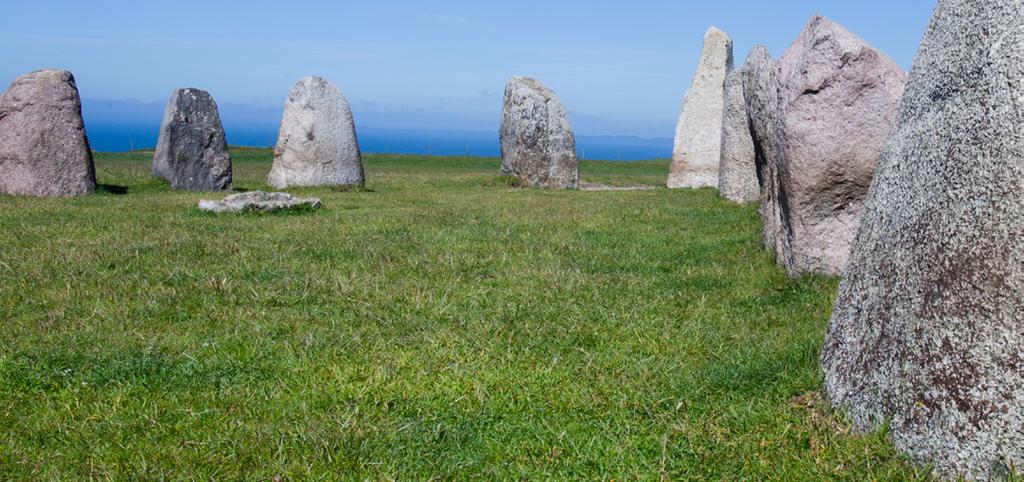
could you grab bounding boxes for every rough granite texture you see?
[718,68,758,203]
[668,27,733,189]
[0,69,95,197]
[198,191,322,213]
[775,15,906,276]
[153,88,232,192]
[268,77,364,189]
[740,46,786,259]
[822,0,1024,479]
[499,77,578,189]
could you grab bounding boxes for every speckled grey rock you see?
[198,191,321,213]
[775,15,906,276]
[268,77,364,189]
[499,77,578,189]
[718,68,758,203]
[822,0,1024,479]
[740,46,785,259]
[0,69,95,197]
[153,88,232,191]
[668,27,733,189]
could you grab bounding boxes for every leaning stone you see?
[718,68,758,203]
[741,46,785,258]
[668,27,733,189]
[0,69,96,197]
[153,88,232,191]
[198,191,321,213]
[822,1,1024,479]
[268,77,364,189]
[499,77,578,189]
[773,15,906,276]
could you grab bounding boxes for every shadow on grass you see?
[329,185,374,193]
[96,184,129,195]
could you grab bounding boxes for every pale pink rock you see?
[0,69,96,198]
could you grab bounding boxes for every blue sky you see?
[0,1,935,138]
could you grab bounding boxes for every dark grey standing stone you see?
[268,77,364,189]
[822,0,1024,479]
[718,68,758,203]
[153,88,232,191]
[499,77,578,189]
[0,69,95,198]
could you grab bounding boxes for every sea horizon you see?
[80,99,674,161]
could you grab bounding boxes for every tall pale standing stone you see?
[668,27,733,189]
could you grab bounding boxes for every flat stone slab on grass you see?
[198,191,322,214]
[578,182,658,192]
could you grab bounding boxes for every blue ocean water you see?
[85,123,671,161]
[81,98,672,161]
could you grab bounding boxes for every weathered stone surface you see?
[198,191,321,213]
[499,77,578,189]
[153,88,232,191]
[718,68,758,203]
[822,1,1024,479]
[268,77,364,189]
[0,69,95,197]
[773,15,906,276]
[740,46,785,258]
[668,27,733,189]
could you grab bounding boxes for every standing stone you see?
[773,15,906,276]
[741,46,785,259]
[499,77,578,189]
[0,69,95,197]
[718,68,758,203]
[823,1,1024,479]
[153,88,232,191]
[668,27,733,189]
[268,77,364,189]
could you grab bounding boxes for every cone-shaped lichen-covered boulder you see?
[822,1,1024,479]
[0,69,96,198]
[153,88,232,192]
[718,68,758,203]
[499,77,578,189]
[268,77,364,189]
[668,27,733,189]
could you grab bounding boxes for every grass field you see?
[0,149,924,479]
